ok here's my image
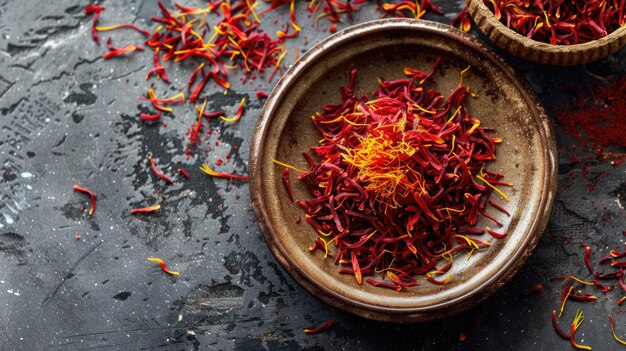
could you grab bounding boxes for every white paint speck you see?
[2,213,13,225]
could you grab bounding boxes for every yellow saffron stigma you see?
[199,163,218,176]
[556,275,595,286]
[458,65,471,87]
[272,159,308,173]
[611,314,626,345]
[559,285,573,318]
[342,117,424,208]
[571,310,592,350]
[476,175,510,202]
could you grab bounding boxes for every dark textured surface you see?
[0,1,624,350]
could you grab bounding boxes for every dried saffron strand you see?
[96,23,150,36]
[559,285,574,317]
[552,310,570,340]
[618,296,626,306]
[486,227,507,239]
[85,5,105,45]
[611,249,626,258]
[294,62,508,289]
[303,319,334,334]
[178,168,190,178]
[351,250,362,284]
[522,283,542,298]
[72,185,96,216]
[568,292,597,302]
[272,159,307,173]
[611,314,626,345]
[366,278,401,291]
[451,6,471,32]
[143,89,173,113]
[570,310,591,350]
[140,112,161,121]
[103,38,144,60]
[130,204,161,214]
[488,200,510,216]
[148,155,174,184]
[147,257,180,275]
[552,275,595,286]
[281,168,294,202]
[200,163,250,181]
[221,98,246,123]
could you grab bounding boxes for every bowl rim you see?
[249,18,557,322]
[466,0,626,64]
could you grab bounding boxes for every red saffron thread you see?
[304,319,334,334]
[281,168,294,202]
[72,185,96,216]
[148,155,174,184]
[130,204,161,214]
[84,5,105,45]
[103,38,144,60]
[140,112,161,121]
[178,168,190,178]
[522,284,543,298]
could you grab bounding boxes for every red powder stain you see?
[216,158,224,165]
[556,78,626,160]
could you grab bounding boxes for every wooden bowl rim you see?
[467,0,626,64]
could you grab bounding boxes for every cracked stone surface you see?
[0,0,624,350]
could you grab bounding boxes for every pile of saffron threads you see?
[484,0,626,45]
[290,60,511,291]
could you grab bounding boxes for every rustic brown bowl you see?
[249,19,557,322]
[467,0,626,65]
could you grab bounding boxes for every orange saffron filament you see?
[200,163,250,181]
[304,319,334,334]
[148,257,180,276]
[130,204,161,214]
[570,310,591,350]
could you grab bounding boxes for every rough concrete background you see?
[0,0,624,350]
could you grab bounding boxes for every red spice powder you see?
[556,78,626,159]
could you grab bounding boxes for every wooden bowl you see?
[249,19,557,322]
[467,0,626,65]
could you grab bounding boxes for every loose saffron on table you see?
[303,319,334,334]
[86,0,472,158]
[130,204,161,214]
[72,185,96,216]
[148,257,180,276]
[484,0,626,45]
[148,155,174,184]
[570,310,591,350]
[278,61,511,291]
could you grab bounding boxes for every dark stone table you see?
[0,0,624,350]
